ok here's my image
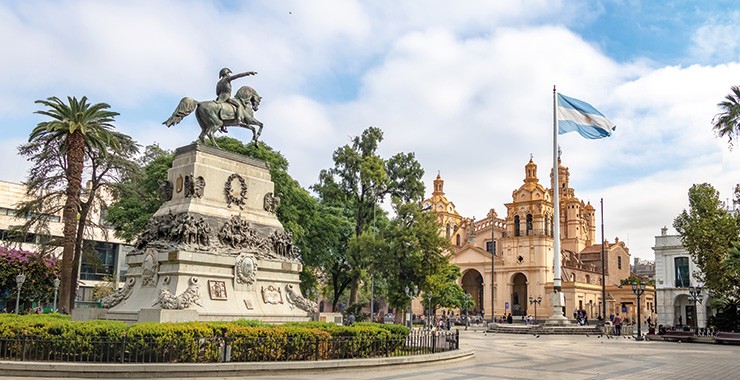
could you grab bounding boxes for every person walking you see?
[613,313,622,336]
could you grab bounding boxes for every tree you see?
[106,144,174,241]
[673,183,740,295]
[312,127,425,306]
[0,247,60,312]
[22,96,133,311]
[712,85,740,149]
[374,201,457,318]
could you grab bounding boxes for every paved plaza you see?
[3,330,740,380]
[258,330,740,380]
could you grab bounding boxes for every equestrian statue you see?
[164,68,263,148]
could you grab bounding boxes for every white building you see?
[0,180,130,304]
[653,226,709,330]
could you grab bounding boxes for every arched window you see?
[544,216,549,236]
[526,214,533,235]
[514,215,520,236]
[456,234,461,246]
[446,223,451,238]
[585,275,590,284]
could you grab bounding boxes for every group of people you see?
[572,308,590,325]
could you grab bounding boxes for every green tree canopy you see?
[106,144,173,241]
[673,183,740,296]
[22,96,136,311]
[312,127,425,306]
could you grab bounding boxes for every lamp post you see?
[15,273,26,314]
[424,294,432,330]
[404,285,418,329]
[52,277,61,312]
[463,293,471,330]
[529,295,542,323]
[630,281,646,340]
[688,285,704,334]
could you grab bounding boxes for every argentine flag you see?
[557,93,615,139]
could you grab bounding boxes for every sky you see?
[1,0,739,261]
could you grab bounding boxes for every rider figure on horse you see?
[215,68,257,130]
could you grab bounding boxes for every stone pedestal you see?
[98,144,316,323]
[544,290,571,326]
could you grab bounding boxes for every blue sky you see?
[0,0,738,261]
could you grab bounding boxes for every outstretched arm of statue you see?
[230,71,258,81]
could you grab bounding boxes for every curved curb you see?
[0,350,474,378]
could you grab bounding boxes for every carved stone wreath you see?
[224,173,248,209]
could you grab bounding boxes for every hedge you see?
[0,315,413,362]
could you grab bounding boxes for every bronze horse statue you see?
[163,86,263,148]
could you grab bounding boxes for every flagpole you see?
[547,85,568,324]
[600,198,606,324]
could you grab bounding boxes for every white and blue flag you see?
[557,93,615,139]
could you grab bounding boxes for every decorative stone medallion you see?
[175,174,184,193]
[235,253,257,285]
[141,249,159,287]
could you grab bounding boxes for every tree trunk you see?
[71,197,93,306]
[348,277,359,305]
[60,131,85,312]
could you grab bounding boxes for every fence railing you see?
[0,330,459,363]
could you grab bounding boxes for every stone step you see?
[487,323,602,335]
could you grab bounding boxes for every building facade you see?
[421,158,654,322]
[0,180,130,304]
[631,257,656,282]
[653,227,709,330]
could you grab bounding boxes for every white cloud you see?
[0,1,738,263]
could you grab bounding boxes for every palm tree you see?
[712,86,740,149]
[31,96,120,311]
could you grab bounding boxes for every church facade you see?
[421,158,654,323]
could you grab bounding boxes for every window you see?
[618,256,622,270]
[674,257,690,288]
[585,275,590,284]
[446,223,451,238]
[486,240,496,254]
[455,234,460,246]
[514,215,520,236]
[80,242,119,281]
[526,214,533,235]
[544,216,549,236]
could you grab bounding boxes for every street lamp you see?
[463,293,471,330]
[52,277,61,312]
[529,295,542,323]
[15,273,26,314]
[404,285,418,329]
[630,281,646,340]
[424,293,433,329]
[688,285,704,334]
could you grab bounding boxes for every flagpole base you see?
[544,290,572,326]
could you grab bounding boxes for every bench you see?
[715,332,740,344]
[661,331,695,342]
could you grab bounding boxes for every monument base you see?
[84,144,317,324]
[138,308,199,323]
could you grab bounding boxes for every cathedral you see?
[419,158,654,322]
